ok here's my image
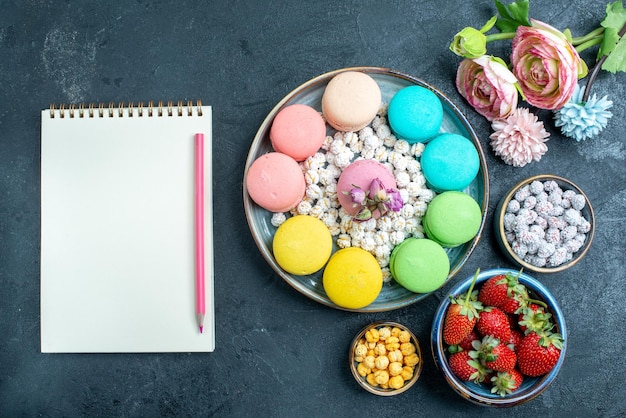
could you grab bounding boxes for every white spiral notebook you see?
[40,101,215,353]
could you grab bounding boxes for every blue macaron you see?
[420,133,479,192]
[387,85,443,144]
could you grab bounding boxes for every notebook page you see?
[40,105,214,353]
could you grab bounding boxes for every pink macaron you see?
[246,152,305,212]
[270,104,327,162]
[337,159,396,217]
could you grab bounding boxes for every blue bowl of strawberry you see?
[431,268,567,407]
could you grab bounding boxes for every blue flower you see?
[554,84,613,141]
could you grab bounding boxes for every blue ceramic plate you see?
[243,67,489,312]
[431,268,567,407]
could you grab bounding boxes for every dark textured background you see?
[1,1,624,416]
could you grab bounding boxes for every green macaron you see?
[389,238,450,293]
[423,191,482,248]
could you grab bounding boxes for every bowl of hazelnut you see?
[349,321,423,396]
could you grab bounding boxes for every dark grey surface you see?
[1,1,624,416]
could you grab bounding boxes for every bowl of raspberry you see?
[431,268,567,407]
[494,174,595,273]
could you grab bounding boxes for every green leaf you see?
[494,0,532,33]
[602,0,626,29]
[479,15,498,33]
[602,36,626,73]
[598,1,626,73]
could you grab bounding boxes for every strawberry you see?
[472,335,517,372]
[490,369,524,396]
[458,330,480,352]
[448,351,487,383]
[517,331,563,377]
[476,306,512,343]
[507,328,524,351]
[483,339,517,372]
[443,269,483,345]
[518,302,550,334]
[478,271,528,314]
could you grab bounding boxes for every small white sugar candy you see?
[506,199,521,214]
[529,180,544,195]
[305,169,320,185]
[376,124,392,141]
[406,159,421,174]
[389,230,406,245]
[571,194,586,211]
[297,200,312,215]
[537,241,556,258]
[337,234,351,248]
[270,212,287,227]
[395,171,411,188]
[563,208,583,226]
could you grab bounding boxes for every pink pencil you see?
[195,133,206,333]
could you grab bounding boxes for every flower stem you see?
[485,32,516,43]
[571,27,604,45]
[575,37,603,53]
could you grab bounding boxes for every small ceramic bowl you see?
[349,321,423,396]
[431,268,567,407]
[494,174,595,273]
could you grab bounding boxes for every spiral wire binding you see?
[49,100,203,118]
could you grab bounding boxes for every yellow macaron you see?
[322,247,383,309]
[273,215,332,275]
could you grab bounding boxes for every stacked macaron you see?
[246,103,326,212]
[420,133,479,192]
[389,238,450,293]
[246,152,306,213]
[387,85,443,143]
[388,191,482,294]
[321,71,382,132]
[336,159,396,217]
[270,104,327,162]
[422,191,482,248]
[273,215,333,275]
[323,247,383,309]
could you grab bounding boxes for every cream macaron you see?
[322,71,382,132]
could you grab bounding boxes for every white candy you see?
[504,179,590,268]
[376,124,392,141]
[406,159,421,174]
[296,200,312,215]
[271,212,287,227]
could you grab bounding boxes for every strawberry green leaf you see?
[494,0,531,33]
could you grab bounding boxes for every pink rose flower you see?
[456,55,519,121]
[511,19,587,110]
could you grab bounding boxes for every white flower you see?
[490,107,550,167]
